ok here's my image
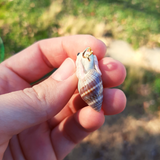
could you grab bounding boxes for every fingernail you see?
[52,58,75,81]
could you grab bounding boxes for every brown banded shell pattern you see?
[78,69,103,112]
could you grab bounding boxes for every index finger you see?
[1,35,106,83]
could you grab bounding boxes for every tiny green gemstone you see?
[0,37,5,63]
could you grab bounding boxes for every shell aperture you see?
[76,47,103,111]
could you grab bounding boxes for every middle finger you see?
[99,57,126,88]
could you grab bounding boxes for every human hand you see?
[0,35,126,160]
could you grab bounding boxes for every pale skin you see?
[0,35,126,160]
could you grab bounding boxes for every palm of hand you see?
[0,35,126,160]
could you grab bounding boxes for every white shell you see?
[76,47,103,111]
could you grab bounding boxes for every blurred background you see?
[1,0,160,159]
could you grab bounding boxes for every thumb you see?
[0,58,77,137]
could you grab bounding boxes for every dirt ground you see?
[64,96,160,160]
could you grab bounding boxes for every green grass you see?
[0,0,52,57]
[61,0,160,48]
[0,0,160,57]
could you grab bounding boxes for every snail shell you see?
[76,47,103,111]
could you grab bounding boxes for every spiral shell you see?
[76,47,103,111]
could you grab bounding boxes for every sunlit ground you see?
[1,0,160,159]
